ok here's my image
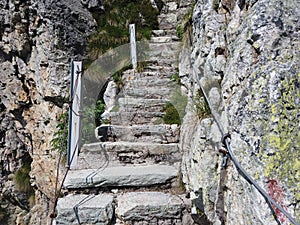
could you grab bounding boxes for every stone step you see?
[150,35,180,43]
[124,86,171,99]
[123,70,163,78]
[116,192,186,223]
[152,29,177,36]
[64,164,178,189]
[148,42,181,59]
[56,194,114,225]
[158,12,178,30]
[124,76,172,87]
[95,124,180,143]
[56,192,190,225]
[109,111,165,125]
[76,141,180,169]
[117,97,168,111]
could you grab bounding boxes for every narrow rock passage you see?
[56,1,195,224]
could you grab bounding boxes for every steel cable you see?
[195,72,299,225]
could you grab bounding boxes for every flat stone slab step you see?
[116,192,185,222]
[118,97,168,106]
[95,124,180,143]
[56,194,114,225]
[81,141,179,155]
[148,42,181,59]
[124,76,173,87]
[116,97,168,113]
[152,29,177,36]
[150,36,180,43]
[76,142,180,169]
[109,111,165,125]
[124,86,171,99]
[64,165,178,189]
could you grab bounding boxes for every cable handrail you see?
[195,69,299,225]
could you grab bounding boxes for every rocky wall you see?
[180,0,299,224]
[0,0,101,224]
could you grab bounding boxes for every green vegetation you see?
[170,73,182,85]
[213,0,220,11]
[14,162,33,193]
[82,100,106,143]
[88,0,159,60]
[163,102,181,125]
[163,89,187,125]
[14,162,35,210]
[176,4,194,39]
[51,100,106,153]
[51,112,68,156]
[194,88,211,120]
[112,64,133,90]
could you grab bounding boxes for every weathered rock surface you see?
[56,1,195,224]
[3,0,297,224]
[56,194,114,225]
[116,192,184,221]
[76,141,180,169]
[0,0,99,223]
[95,124,180,143]
[181,0,300,224]
[64,165,178,189]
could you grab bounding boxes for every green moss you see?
[163,102,181,125]
[13,162,35,211]
[14,163,32,193]
[88,0,159,60]
[82,100,106,143]
[163,90,187,125]
[110,105,120,113]
[176,4,194,40]
[194,89,211,120]
[213,0,220,11]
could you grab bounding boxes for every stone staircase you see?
[56,1,195,225]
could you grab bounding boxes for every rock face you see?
[0,0,99,224]
[180,0,300,224]
[55,1,195,225]
[1,0,299,224]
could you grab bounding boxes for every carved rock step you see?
[158,12,178,30]
[124,76,172,87]
[76,141,180,169]
[148,42,181,59]
[122,65,177,75]
[56,194,114,225]
[122,71,174,80]
[117,97,168,111]
[109,111,165,125]
[116,192,185,223]
[152,29,177,36]
[64,164,178,189]
[96,124,180,143]
[81,142,179,154]
[123,86,171,99]
[150,36,180,43]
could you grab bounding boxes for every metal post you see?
[68,61,82,169]
[129,24,137,69]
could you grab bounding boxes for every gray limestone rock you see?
[64,165,178,189]
[181,0,300,224]
[56,194,114,225]
[76,141,181,169]
[116,192,184,221]
[95,124,180,143]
